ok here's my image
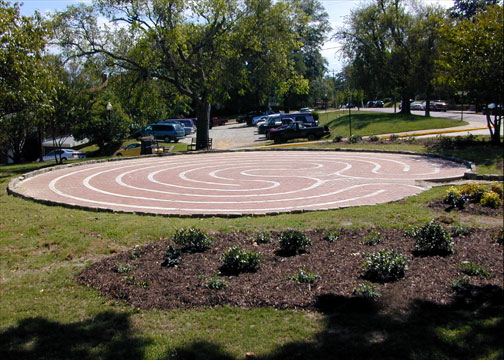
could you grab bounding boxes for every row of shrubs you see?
[118,221,501,299]
[444,182,503,209]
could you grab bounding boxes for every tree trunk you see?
[424,95,431,118]
[196,101,211,150]
[399,95,411,115]
[486,112,502,144]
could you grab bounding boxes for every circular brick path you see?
[11,151,469,216]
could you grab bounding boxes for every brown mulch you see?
[429,198,503,217]
[77,227,503,313]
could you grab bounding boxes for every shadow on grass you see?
[165,284,503,360]
[0,311,150,360]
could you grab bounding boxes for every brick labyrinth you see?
[13,151,469,216]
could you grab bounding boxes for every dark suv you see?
[134,123,186,142]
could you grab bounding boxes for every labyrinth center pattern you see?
[15,151,468,215]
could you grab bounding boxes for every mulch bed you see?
[77,227,503,313]
[429,198,503,217]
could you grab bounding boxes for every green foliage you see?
[348,135,362,144]
[363,230,382,246]
[220,247,261,275]
[205,275,228,290]
[409,220,455,256]
[324,229,340,243]
[115,262,134,273]
[389,134,400,142]
[491,227,504,244]
[362,250,408,283]
[333,135,343,142]
[161,246,182,268]
[352,283,381,299]
[173,227,213,253]
[369,135,380,142]
[290,269,320,284]
[254,231,271,244]
[450,276,471,292]
[278,229,312,255]
[443,186,469,209]
[129,245,145,260]
[480,191,502,208]
[449,224,471,237]
[459,262,490,277]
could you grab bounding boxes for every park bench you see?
[188,137,213,151]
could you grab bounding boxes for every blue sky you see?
[19,0,454,74]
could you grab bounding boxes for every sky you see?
[18,0,455,74]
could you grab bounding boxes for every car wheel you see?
[61,157,67,162]
[164,137,171,143]
[266,132,271,140]
[307,134,316,141]
[174,138,179,143]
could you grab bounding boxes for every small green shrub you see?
[115,262,134,273]
[480,191,502,208]
[173,227,213,253]
[161,246,182,267]
[450,224,471,237]
[352,283,381,299]
[129,245,145,260]
[220,247,261,275]
[369,135,380,142]
[254,231,271,244]
[290,269,320,284]
[491,227,504,244]
[490,182,503,198]
[363,230,382,246]
[459,262,490,277]
[460,182,486,203]
[324,229,340,243]
[389,134,399,142]
[279,229,312,255]
[123,274,136,284]
[362,250,408,283]
[348,134,362,144]
[333,135,343,143]
[205,276,228,290]
[409,220,454,256]
[443,186,468,209]
[451,276,471,292]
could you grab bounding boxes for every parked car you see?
[431,100,448,112]
[410,101,424,110]
[238,110,262,124]
[162,119,196,135]
[114,143,141,156]
[251,110,281,126]
[268,122,330,144]
[258,116,295,135]
[39,148,86,162]
[299,107,314,112]
[133,123,186,142]
[366,101,375,108]
[210,117,228,127]
[374,100,384,108]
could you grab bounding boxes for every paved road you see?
[196,109,501,150]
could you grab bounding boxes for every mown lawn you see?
[318,110,468,138]
[0,149,502,359]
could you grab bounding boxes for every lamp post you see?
[106,102,112,123]
[456,91,467,121]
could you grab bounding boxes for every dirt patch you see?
[78,227,503,313]
[429,198,503,217]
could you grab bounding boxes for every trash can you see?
[140,138,156,155]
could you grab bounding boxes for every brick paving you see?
[11,151,469,216]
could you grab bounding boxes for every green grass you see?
[0,155,502,359]
[318,111,468,138]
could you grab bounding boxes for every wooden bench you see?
[188,138,212,151]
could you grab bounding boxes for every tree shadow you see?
[0,311,150,360]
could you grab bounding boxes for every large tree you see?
[437,4,503,143]
[54,0,308,149]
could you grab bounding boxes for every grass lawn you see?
[317,110,468,138]
[1,152,502,359]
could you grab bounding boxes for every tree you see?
[54,0,308,149]
[449,0,500,20]
[437,4,503,143]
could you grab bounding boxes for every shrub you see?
[369,135,380,142]
[348,134,362,144]
[459,262,490,277]
[279,229,312,255]
[362,250,408,283]
[290,269,320,284]
[363,230,382,246]
[443,186,468,209]
[254,231,271,244]
[205,275,228,290]
[389,134,399,142]
[450,224,471,237]
[450,276,471,292]
[490,182,503,198]
[409,220,454,256]
[220,246,261,275]
[161,246,182,267]
[173,227,213,253]
[324,229,340,243]
[352,283,381,299]
[333,135,343,143]
[491,227,504,245]
[115,262,134,273]
[129,245,145,260]
[480,191,502,208]
[460,182,486,202]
